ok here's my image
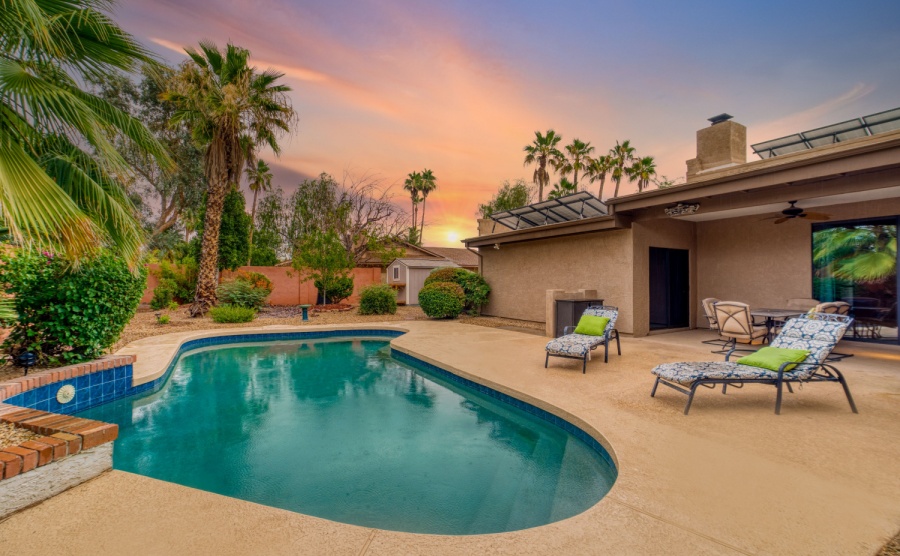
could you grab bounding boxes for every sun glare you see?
[447,231,460,243]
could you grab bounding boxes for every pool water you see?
[79,338,616,534]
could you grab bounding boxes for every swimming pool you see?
[79,335,616,534]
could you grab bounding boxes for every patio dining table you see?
[751,308,806,343]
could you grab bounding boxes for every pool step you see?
[503,435,562,530]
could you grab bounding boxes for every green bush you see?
[216,279,270,309]
[150,278,177,310]
[156,314,171,324]
[418,282,465,319]
[151,259,198,303]
[167,301,180,311]
[209,304,257,323]
[424,267,491,313]
[0,250,147,366]
[314,275,354,304]
[358,284,397,315]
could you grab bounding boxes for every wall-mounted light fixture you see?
[493,243,500,250]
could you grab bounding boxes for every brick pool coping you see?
[0,404,117,481]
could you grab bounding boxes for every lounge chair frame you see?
[545,306,621,373]
[651,313,858,415]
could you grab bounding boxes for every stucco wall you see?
[632,218,697,336]
[696,197,900,327]
[480,229,635,333]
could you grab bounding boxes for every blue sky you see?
[115,0,900,245]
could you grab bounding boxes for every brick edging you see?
[0,354,137,401]
[0,404,117,481]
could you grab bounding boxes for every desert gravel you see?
[0,421,39,450]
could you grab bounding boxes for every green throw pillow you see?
[737,347,810,372]
[574,315,610,336]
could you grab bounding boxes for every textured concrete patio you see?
[0,322,898,555]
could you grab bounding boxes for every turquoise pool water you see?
[79,337,616,534]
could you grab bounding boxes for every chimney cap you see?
[708,113,733,125]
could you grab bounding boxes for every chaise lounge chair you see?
[650,313,857,415]
[545,306,620,373]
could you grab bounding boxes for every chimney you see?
[685,114,747,181]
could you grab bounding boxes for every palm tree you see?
[814,225,897,283]
[547,178,577,200]
[0,0,172,265]
[561,139,595,190]
[403,171,422,243]
[417,168,437,244]
[629,156,657,192]
[523,130,564,202]
[164,41,295,316]
[586,155,613,201]
[245,159,273,264]
[610,140,636,198]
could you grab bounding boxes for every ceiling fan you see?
[764,201,831,224]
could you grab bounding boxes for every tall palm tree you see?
[417,168,437,244]
[610,140,636,198]
[547,177,576,200]
[628,156,657,192]
[245,158,273,264]
[164,41,295,316]
[0,0,172,265]
[403,171,422,243]
[561,139,595,190]
[586,155,613,201]
[523,130,564,202]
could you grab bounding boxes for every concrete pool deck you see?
[0,321,898,555]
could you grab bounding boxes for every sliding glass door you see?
[812,216,898,344]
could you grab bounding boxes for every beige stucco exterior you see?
[480,229,635,333]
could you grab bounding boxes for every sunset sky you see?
[116,0,900,246]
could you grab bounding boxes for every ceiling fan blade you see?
[773,217,790,224]
[803,212,831,220]
[759,215,782,221]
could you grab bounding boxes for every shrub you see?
[314,275,354,304]
[151,258,198,303]
[424,268,491,313]
[358,284,397,315]
[216,279,270,309]
[234,270,274,293]
[209,304,256,323]
[0,250,147,366]
[167,301,180,311]
[156,314,171,324]
[150,278,177,310]
[418,282,465,319]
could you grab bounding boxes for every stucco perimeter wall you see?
[480,229,635,333]
[632,218,697,337]
[696,197,900,328]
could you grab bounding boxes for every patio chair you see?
[545,306,621,373]
[700,298,727,346]
[650,313,857,415]
[713,301,767,353]
[812,302,854,361]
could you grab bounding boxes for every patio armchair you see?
[650,313,857,415]
[545,306,621,373]
[700,297,727,346]
[812,302,854,360]
[713,301,768,352]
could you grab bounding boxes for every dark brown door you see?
[649,247,690,330]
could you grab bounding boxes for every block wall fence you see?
[141,265,382,306]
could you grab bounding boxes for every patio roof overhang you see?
[463,214,630,248]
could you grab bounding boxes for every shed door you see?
[408,268,434,305]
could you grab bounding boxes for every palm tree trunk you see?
[191,177,227,316]
[538,160,546,201]
[613,177,621,198]
[573,168,579,190]
[598,175,606,201]
[419,196,427,244]
[247,188,258,266]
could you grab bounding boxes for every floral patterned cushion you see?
[651,361,807,385]
[583,307,618,331]
[651,314,851,386]
[546,334,608,357]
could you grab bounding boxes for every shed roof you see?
[391,258,460,269]
[422,247,479,267]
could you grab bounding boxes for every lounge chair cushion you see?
[574,315,609,336]
[546,334,606,358]
[651,361,800,386]
[736,347,809,372]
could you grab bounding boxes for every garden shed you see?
[387,258,460,305]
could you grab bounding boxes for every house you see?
[464,108,900,344]
[387,258,460,305]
